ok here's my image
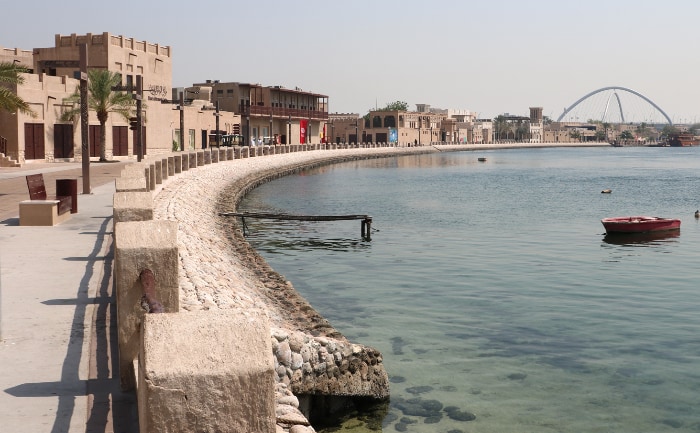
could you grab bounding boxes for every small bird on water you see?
[695,210,699,218]
[601,189,612,194]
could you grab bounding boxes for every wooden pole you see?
[79,44,90,194]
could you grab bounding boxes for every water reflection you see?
[602,230,680,246]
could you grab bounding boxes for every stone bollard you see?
[115,176,148,193]
[211,148,219,163]
[154,160,163,184]
[174,155,182,174]
[148,163,156,190]
[113,192,153,223]
[138,310,275,433]
[226,147,234,160]
[196,151,204,166]
[114,220,179,391]
[188,152,197,169]
[167,157,174,177]
[204,150,212,164]
[219,148,227,161]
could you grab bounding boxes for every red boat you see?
[601,216,681,234]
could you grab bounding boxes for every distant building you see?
[191,81,329,145]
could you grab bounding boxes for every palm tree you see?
[0,61,35,116]
[61,69,134,161]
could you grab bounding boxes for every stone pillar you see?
[189,152,197,169]
[204,150,212,165]
[148,163,156,190]
[226,148,234,160]
[174,155,182,174]
[115,176,148,193]
[138,311,275,433]
[167,157,174,177]
[211,149,219,163]
[114,220,179,391]
[154,160,162,185]
[113,192,153,223]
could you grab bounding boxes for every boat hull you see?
[601,216,681,234]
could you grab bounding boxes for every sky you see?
[3,0,699,123]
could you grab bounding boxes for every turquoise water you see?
[239,147,700,433]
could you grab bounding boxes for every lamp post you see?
[355,121,358,146]
[288,115,292,145]
[269,110,273,145]
[179,91,185,151]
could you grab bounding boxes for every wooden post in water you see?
[362,216,372,241]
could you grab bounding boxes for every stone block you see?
[115,176,148,193]
[114,220,179,391]
[149,163,156,190]
[167,157,174,177]
[113,192,153,223]
[174,155,182,174]
[154,160,163,184]
[139,311,275,433]
[19,200,70,226]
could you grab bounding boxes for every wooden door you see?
[89,125,100,157]
[53,124,74,158]
[112,126,128,156]
[24,123,45,160]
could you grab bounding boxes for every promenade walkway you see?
[0,160,137,433]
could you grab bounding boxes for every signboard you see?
[300,119,308,144]
[389,128,398,143]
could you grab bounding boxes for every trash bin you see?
[56,178,78,214]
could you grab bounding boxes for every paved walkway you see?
[0,160,138,433]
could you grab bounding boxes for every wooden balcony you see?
[247,105,328,121]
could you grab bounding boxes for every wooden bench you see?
[19,174,73,226]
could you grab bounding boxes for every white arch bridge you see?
[557,86,673,125]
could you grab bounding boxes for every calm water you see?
[238,147,700,433]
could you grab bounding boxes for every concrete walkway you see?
[0,160,137,433]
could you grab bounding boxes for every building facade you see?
[191,81,328,146]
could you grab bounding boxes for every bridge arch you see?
[557,86,673,125]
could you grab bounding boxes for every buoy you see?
[601,189,612,194]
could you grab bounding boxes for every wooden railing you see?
[247,105,328,121]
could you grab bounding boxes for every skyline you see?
[2,0,699,123]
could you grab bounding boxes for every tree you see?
[619,130,634,143]
[61,69,135,161]
[0,61,35,116]
[382,101,409,111]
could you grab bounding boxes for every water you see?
[238,147,700,433]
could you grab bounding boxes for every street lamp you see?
[269,110,273,145]
[288,115,292,145]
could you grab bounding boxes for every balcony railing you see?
[247,105,328,121]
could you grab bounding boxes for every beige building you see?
[191,81,328,146]
[0,32,243,164]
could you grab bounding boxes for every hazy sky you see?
[3,0,699,122]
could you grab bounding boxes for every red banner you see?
[299,119,308,144]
